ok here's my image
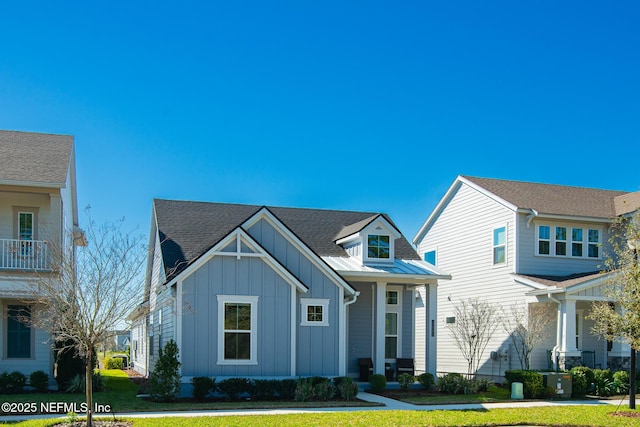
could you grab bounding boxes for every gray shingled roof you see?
[154,199,420,280]
[515,271,604,289]
[463,176,629,218]
[0,130,73,186]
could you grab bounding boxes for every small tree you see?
[149,340,181,401]
[26,209,146,427]
[590,210,640,408]
[502,302,555,370]
[447,298,500,378]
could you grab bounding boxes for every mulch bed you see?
[52,423,132,427]
[612,411,640,418]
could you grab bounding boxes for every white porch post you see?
[563,300,577,352]
[375,281,386,375]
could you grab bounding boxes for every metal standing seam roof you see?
[153,199,421,281]
[322,256,449,278]
[0,130,74,186]
[462,176,631,218]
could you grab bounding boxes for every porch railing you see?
[0,238,49,270]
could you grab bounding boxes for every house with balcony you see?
[413,176,640,376]
[0,130,82,379]
[130,199,449,393]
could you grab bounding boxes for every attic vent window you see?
[368,235,390,259]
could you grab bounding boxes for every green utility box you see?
[542,372,572,399]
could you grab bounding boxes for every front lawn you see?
[4,405,640,427]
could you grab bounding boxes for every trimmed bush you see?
[368,374,387,393]
[104,357,124,370]
[276,379,297,400]
[314,379,336,401]
[436,373,475,395]
[417,372,435,390]
[504,370,544,399]
[397,373,414,391]
[335,377,358,401]
[191,376,215,400]
[218,378,252,401]
[294,378,315,402]
[593,369,613,397]
[0,371,27,394]
[252,379,279,401]
[29,370,49,393]
[570,366,593,397]
[613,370,630,395]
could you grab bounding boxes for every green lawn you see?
[3,406,640,427]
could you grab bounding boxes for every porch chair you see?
[396,358,414,378]
[358,358,374,382]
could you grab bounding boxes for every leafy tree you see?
[26,209,146,426]
[590,210,640,408]
[502,302,555,369]
[447,298,500,378]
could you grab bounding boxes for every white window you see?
[493,227,506,265]
[385,312,398,359]
[300,298,329,326]
[386,290,399,305]
[536,224,601,259]
[367,235,390,259]
[217,295,258,365]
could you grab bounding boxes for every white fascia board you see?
[164,226,308,293]
[563,273,612,295]
[523,211,613,224]
[459,176,519,212]
[335,270,447,284]
[512,275,557,291]
[362,216,402,239]
[242,207,357,296]
[413,178,462,245]
[0,179,64,188]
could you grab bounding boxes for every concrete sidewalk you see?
[1,392,637,422]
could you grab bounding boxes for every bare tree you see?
[26,209,146,427]
[590,210,640,409]
[447,298,501,378]
[502,302,555,370]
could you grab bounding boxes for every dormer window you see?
[368,235,390,259]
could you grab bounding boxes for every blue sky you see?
[1,1,639,241]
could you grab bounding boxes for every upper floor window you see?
[367,235,390,259]
[493,227,506,265]
[424,250,436,265]
[19,212,34,241]
[536,224,601,258]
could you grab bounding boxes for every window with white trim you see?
[493,227,506,265]
[367,235,390,259]
[424,250,436,265]
[217,295,258,364]
[536,224,601,258]
[300,298,329,326]
[385,312,398,359]
[386,290,398,305]
[6,305,31,359]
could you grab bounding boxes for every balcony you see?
[0,239,49,270]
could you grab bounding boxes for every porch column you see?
[562,300,578,352]
[375,281,386,375]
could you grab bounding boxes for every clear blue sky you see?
[1,1,638,241]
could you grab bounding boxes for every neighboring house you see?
[109,330,131,352]
[130,199,449,391]
[0,130,83,380]
[413,176,640,377]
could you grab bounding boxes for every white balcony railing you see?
[0,239,49,270]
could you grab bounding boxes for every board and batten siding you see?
[417,182,541,376]
[516,213,612,276]
[248,218,341,377]
[180,253,293,378]
[347,282,373,376]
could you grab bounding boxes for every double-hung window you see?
[536,224,601,258]
[555,227,567,256]
[217,295,258,365]
[493,227,506,265]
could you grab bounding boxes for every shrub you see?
[149,340,181,402]
[475,378,491,392]
[191,376,215,400]
[570,366,593,397]
[29,370,49,393]
[54,341,96,391]
[276,379,297,400]
[397,373,414,391]
[0,371,27,394]
[64,372,106,394]
[416,373,435,390]
[613,370,630,395]
[368,374,387,393]
[104,357,124,370]
[252,379,279,401]
[218,378,252,401]
[314,379,336,401]
[593,369,613,397]
[504,370,544,399]
[335,377,358,401]
[294,378,315,402]
[437,373,476,395]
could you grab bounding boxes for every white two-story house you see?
[413,176,640,377]
[0,130,83,379]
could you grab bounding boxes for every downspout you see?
[526,209,538,228]
[342,291,359,377]
[547,292,562,371]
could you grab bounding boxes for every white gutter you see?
[526,209,538,228]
